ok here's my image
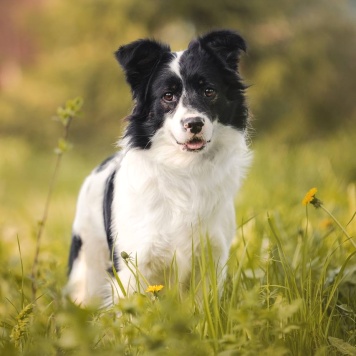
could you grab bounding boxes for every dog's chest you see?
[116,159,218,224]
[110,153,234,283]
[111,150,237,246]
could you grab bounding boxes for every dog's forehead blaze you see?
[169,51,184,79]
[170,49,219,89]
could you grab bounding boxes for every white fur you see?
[169,51,184,78]
[166,97,213,150]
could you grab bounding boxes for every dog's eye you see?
[163,92,174,102]
[204,88,216,98]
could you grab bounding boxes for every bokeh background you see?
[2,0,356,148]
[1,0,356,271]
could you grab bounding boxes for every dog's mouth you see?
[176,137,210,152]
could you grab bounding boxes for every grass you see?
[0,123,355,355]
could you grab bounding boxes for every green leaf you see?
[328,337,356,355]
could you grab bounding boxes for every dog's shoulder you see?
[94,152,123,174]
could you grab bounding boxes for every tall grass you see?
[0,111,355,354]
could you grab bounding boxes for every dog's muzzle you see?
[182,117,204,135]
[175,117,210,151]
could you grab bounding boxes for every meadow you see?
[0,113,355,355]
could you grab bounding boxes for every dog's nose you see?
[182,117,204,134]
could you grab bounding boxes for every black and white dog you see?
[65,30,252,307]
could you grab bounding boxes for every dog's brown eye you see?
[163,92,174,102]
[204,88,216,98]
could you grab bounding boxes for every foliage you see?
[1,118,356,354]
[1,0,356,151]
[1,193,356,354]
[31,97,82,301]
[1,1,356,354]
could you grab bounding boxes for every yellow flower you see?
[302,187,322,208]
[302,187,318,206]
[146,285,164,294]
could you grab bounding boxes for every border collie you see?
[65,30,252,307]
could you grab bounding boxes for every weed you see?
[0,112,355,354]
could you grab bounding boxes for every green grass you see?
[1,130,355,355]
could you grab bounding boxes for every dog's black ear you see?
[115,39,171,95]
[191,30,246,71]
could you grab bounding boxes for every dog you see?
[65,29,252,307]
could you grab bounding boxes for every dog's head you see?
[115,30,248,153]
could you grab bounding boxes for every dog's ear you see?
[191,30,247,71]
[115,39,171,95]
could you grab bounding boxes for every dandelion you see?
[302,188,356,248]
[302,187,322,208]
[302,187,317,205]
[146,285,164,297]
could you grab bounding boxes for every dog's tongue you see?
[185,139,205,150]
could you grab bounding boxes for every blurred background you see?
[0,0,356,265]
[1,0,356,149]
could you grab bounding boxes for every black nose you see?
[182,117,204,134]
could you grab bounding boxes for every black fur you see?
[193,30,247,71]
[95,154,116,173]
[180,30,248,130]
[115,40,174,150]
[103,170,119,273]
[68,234,82,275]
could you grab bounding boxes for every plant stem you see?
[30,116,73,301]
[320,205,356,248]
